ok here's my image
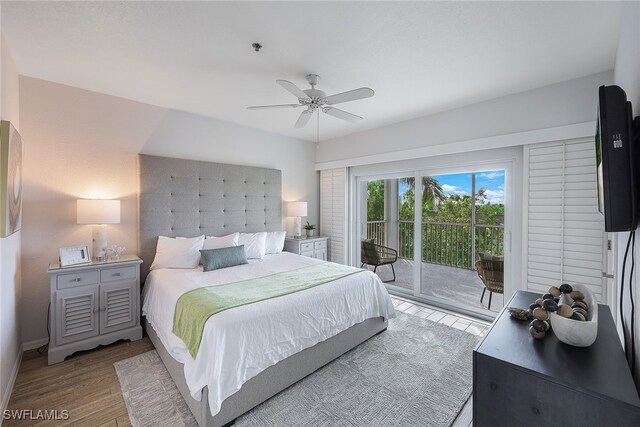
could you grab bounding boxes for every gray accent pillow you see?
[200,246,248,272]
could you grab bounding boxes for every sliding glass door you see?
[356,167,508,317]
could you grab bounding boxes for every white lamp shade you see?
[77,199,121,224]
[285,201,307,217]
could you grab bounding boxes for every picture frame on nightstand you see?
[59,245,91,267]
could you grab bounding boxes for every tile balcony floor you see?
[367,258,504,314]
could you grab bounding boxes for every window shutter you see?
[525,140,605,302]
[320,168,347,264]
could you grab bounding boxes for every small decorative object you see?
[508,307,532,321]
[556,304,573,318]
[533,307,549,321]
[109,245,126,260]
[542,299,558,312]
[548,286,562,297]
[0,121,22,237]
[59,245,91,267]
[303,221,316,238]
[549,284,598,347]
[559,283,573,294]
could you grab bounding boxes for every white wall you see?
[0,33,22,414]
[19,76,317,344]
[613,1,640,392]
[317,71,613,165]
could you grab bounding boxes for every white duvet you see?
[141,252,396,416]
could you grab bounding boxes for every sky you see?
[398,170,505,205]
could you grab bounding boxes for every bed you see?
[138,155,395,427]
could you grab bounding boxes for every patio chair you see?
[361,240,398,282]
[475,254,504,310]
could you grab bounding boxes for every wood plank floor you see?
[4,337,154,427]
[5,298,485,427]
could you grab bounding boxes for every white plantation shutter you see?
[320,168,348,264]
[525,140,606,302]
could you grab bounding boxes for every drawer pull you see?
[112,273,121,277]
[72,278,81,282]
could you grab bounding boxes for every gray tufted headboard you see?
[138,154,282,281]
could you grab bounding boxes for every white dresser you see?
[47,255,143,364]
[284,236,328,260]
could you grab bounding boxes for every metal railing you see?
[370,220,503,270]
[366,221,386,246]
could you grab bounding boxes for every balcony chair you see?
[475,253,504,310]
[361,240,398,282]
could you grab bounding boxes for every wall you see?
[613,1,640,392]
[317,71,613,165]
[19,76,317,344]
[0,33,22,413]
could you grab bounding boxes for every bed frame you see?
[138,154,388,426]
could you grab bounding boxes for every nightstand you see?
[47,254,143,365]
[284,236,328,260]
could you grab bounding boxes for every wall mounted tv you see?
[595,85,640,232]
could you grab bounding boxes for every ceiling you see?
[1,1,622,142]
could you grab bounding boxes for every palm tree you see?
[399,176,445,211]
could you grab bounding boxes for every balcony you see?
[365,220,504,313]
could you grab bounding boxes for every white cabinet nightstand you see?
[284,236,329,260]
[47,255,143,364]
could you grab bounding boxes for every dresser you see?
[284,236,328,260]
[47,255,143,364]
[474,290,640,426]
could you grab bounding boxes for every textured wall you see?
[19,77,317,344]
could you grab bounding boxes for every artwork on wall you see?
[1,120,23,238]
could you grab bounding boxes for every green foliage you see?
[367,180,385,221]
[303,221,316,230]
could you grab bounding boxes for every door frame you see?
[349,148,523,319]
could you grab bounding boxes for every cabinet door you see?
[313,249,327,261]
[99,281,136,335]
[56,286,99,345]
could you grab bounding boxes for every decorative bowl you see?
[548,284,598,347]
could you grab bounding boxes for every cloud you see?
[477,171,505,180]
[441,184,469,196]
[481,188,505,204]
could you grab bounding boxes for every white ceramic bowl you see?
[548,284,598,347]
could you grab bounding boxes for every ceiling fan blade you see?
[277,80,311,100]
[322,107,362,123]
[294,110,314,128]
[323,87,374,105]
[247,104,301,110]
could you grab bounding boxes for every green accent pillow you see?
[200,246,248,272]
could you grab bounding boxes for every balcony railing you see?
[366,221,386,246]
[369,220,504,270]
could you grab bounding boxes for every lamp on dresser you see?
[77,199,120,261]
[285,201,307,238]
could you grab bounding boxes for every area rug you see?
[114,312,480,427]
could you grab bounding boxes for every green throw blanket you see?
[173,262,363,358]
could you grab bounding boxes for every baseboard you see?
[22,338,48,351]
[0,344,23,426]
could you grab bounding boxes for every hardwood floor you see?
[4,337,153,427]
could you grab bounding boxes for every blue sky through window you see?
[398,170,505,204]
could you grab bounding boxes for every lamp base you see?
[294,216,302,238]
[92,225,108,261]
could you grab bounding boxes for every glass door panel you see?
[357,175,416,295]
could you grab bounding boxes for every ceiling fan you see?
[247,74,374,128]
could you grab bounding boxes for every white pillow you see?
[150,235,205,270]
[202,232,239,250]
[265,231,286,254]
[238,232,267,259]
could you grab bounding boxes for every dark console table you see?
[474,290,640,426]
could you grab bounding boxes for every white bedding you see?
[141,251,396,416]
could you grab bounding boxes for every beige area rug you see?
[115,312,479,427]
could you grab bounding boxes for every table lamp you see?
[77,199,121,261]
[285,201,307,238]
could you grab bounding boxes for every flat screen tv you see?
[596,85,638,232]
